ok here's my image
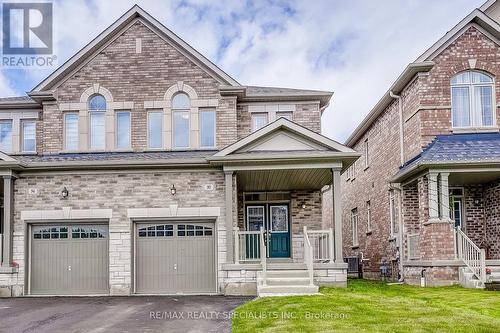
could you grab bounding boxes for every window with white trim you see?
[364,139,369,168]
[366,200,372,232]
[88,94,106,150]
[172,93,190,149]
[200,108,215,148]
[351,208,359,246]
[251,113,268,132]
[148,111,163,149]
[116,111,131,149]
[21,120,36,152]
[451,71,495,128]
[64,113,79,150]
[0,120,13,152]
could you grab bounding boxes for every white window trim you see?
[63,112,79,152]
[21,119,36,153]
[451,71,497,129]
[147,110,164,150]
[449,186,465,229]
[199,108,216,149]
[364,139,369,169]
[88,110,106,151]
[115,111,131,150]
[251,113,268,132]
[0,119,13,153]
[351,208,359,247]
[172,110,190,150]
[366,201,372,233]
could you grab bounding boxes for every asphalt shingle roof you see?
[397,133,500,176]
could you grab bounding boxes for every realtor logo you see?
[1,2,56,67]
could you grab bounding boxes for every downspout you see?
[389,91,404,166]
[391,182,405,282]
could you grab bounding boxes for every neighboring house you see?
[340,0,500,287]
[0,6,359,297]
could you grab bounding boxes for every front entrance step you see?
[266,262,307,270]
[258,285,319,297]
[259,270,309,278]
[258,277,311,286]
[459,267,484,289]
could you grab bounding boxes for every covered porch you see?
[208,118,359,296]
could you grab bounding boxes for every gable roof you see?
[345,3,500,147]
[31,5,240,92]
[392,133,500,182]
[209,118,359,167]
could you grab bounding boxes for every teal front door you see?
[267,205,290,258]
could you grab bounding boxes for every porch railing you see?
[303,226,314,286]
[234,228,262,264]
[407,233,420,260]
[304,227,334,262]
[260,227,267,286]
[456,227,486,283]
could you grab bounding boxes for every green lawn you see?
[232,279,500,333]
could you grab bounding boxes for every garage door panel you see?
[136,222,215,294]
[31,225,109,295]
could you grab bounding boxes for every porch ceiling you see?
[237,168,331,191]
[449,171,500,185]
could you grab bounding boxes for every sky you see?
[0,0,486,142]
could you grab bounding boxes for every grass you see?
[232,279,500,333]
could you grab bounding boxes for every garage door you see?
[30,225,109,295]
[135,222,216,294]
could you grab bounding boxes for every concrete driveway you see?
[0,296,251,333]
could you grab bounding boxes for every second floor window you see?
[148,111,163,149]
[364,139,369,168]
[451,71,495,128]
[64,113,79,150]
[21,120,36,152]
[172,93,190,149]
[0,120,12,152]
[200,109,215,148]
[351,208,359,246]
[366,200,372,232]
[276,112,292,121]
[251,113,268,132]
[89,95,106,150]
[116,111,131,149]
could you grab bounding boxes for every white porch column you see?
[428,172,439,220]
[1,176,14,268]
[224,171,234,263]
[439,172,450,221]
[332,169,343,263]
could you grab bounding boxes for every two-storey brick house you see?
[0,6,359,297]
[341,0,500,287]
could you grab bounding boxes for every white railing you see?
[407,233,420,260]
[304,227,334,262]
[234,228,262,264]
[260,227,267,286]
[303,226,314,286]
[456,227,486,283]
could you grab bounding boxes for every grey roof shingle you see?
[0,96,36,103]
[245,86,332,97]
[396,133,500,178]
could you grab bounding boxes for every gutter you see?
[389,91,405,166]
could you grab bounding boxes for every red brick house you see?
[340,0,500,287]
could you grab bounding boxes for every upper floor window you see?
[116,111,131,149]
[200,108,215,148]
[88,94,106,150]
[64,113,79,150]
[366,200,372,233]
[172,93,190,149]
[251,113,268,132]
[148,111,163,149]
[21,120,36,152]
[0,120,12,152]
[451,71,495,128]
[364,139,369,169]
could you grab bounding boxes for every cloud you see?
[0,0,485,142]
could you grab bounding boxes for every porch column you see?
[1,176,14,268]
[332,169,343,263]
[439,172,450,221]
[224,170,234,263]
[428,171,439,220]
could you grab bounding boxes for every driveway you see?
[0,296,251,333]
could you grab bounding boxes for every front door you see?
[246,204,291,258]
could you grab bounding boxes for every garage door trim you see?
[133,218,218,295]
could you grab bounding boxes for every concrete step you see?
[259,270,309,278]
[259,277,311,286]
[258,285,319,297]
[459,267,485,289]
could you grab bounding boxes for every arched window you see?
[451,71,495,128]
[88,94,106,149]
[172,93,190,149]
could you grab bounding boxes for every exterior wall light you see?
[170,185,177,196]
[301,203,306,209]
[61,187,69,199]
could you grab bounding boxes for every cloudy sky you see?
[0,0,485,142]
